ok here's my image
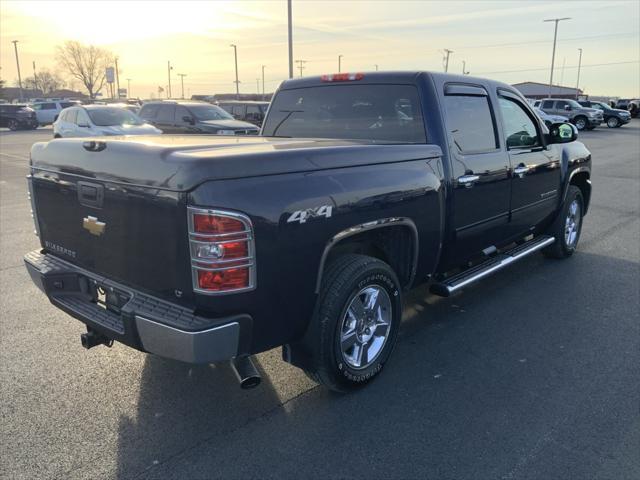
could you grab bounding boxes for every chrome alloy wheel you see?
[564,199,582,248]
[575,118,587,130]
[340,285,392,369]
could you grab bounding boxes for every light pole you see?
[338,54,343,72]
[178,73,187,99]
[115,57,120,98]
[126,78,131,98]
[575,48,583,99]
[374,64,379,71]
[167,61,173,98]
[543,17,571,98]
[32,61,38,94]
[288,0,293,79]
[443,49,453,72]
[230,44,239,99]
[261,65,266,98]
[462,60,469,75]
[12,40,23,101]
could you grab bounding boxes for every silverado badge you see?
[83,216,106,236]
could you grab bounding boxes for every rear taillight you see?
[320,72,364,82]
[188,207,255,294]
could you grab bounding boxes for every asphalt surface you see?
[1,123,638,480]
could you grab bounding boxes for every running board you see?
[430,235,556,297]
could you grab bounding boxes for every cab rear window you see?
[262,84,426,143]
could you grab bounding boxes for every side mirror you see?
[548,122,577,144]
[564,105,571,111]
[182,115,195,125]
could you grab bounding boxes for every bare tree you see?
[56,41,114,98]
[24,68,66,95]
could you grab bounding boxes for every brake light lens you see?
[320,72,364,82]
[188,208,255,294]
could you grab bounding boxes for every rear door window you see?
[139,104,159,120]
[42,103,57,110]
[542,100,554,109]
[443,94,498,153]
[156,104,175,123]
[262,84,426,143]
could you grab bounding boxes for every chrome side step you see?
[430,235,555,297]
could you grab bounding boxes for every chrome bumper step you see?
[430,235,555,297]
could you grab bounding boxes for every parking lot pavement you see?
[1,123,639,480]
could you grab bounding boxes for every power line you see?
[475,60,639,75]
[450,31,639,51]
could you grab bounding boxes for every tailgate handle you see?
[83,141,106,152]
[78,181,104,208]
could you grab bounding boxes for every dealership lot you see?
[1,124,638,479]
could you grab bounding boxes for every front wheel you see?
[573,116,588,131]
[7,119,19,131]
[301,254,402,392]
[606,117,619,128]
[544,185,584,258]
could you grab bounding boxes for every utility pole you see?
[462,60,469,75]
[230,44,239,99]
[287,0,293,78]
[295,59,307,77]
[115,57,120,99]
[560,57,566,86]
[443,49,453,73]
[12,40,23,101]
[32,61,38,94]
[178,73,187,99]
[126,78,131,98]
[374,64,379,71]
[338,54,343,73]
[575,48,583,99]
[167,61,173,98]
[256,78,260,93]
[261,65,266,98]
[543,17,571,98]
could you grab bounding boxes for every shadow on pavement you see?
[117,250,639,479]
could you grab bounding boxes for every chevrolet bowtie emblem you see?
[83,216,106,236]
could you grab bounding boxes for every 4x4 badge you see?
[83,216,106,236]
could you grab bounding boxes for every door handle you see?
[513,165,530,178]
[458,174,480,188]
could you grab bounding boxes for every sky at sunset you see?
[1,0,639,98]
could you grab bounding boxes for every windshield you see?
[262,84,426,143]
[87,107,144,126]
[188,104,234,121]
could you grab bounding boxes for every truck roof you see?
[278,71,514,93]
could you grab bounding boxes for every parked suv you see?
[29,100,79,126]
[535,98,603,130]
[216,100,270,127]
[615,99,639,118]
[139,101,259,134]
[578,100,631,128]
[0,104,38,130]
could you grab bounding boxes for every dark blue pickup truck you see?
[25,71,591,392]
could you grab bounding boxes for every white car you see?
[29,100,79,125]
[53,105,162,138]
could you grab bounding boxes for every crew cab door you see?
[497,90,561,235]
[442,84,512,262]
[154,104,177,133]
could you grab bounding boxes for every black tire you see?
[7,119,19,131]
[606,117,619,128]
[544,185,584,259]
[53,134,62,139]
[302,254,402,392]
[573,116,588,131]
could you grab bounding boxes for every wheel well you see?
[318,225,416,291]
[570,171,591,213]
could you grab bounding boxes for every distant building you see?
[512,81,583,99]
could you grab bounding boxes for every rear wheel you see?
[544,185,584,259]
[573,116,587,131]
[301,254,402,392]
[7,119,19,131]
[606,117,619,128]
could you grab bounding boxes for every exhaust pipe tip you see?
[231,356,262,389]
